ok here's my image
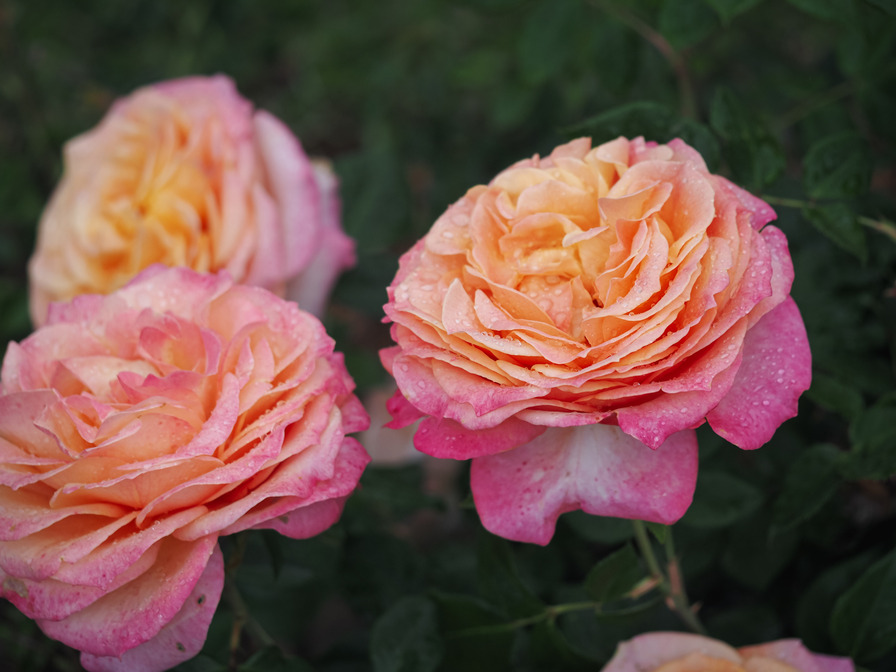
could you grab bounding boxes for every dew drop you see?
[762,400,770,406]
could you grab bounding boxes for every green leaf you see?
[706,604,782,647]
[584,544,645,602]
[866,0,896,16]
[830,550,896,662]
[238,647,314,672]
[178,655,228,672]
[802,203,867,261]
[723,510,800,590]
[680,471,764,529]
[785,0,854,20]
[700,0,765,23]
[568,101,721,169]
[259,530,284,580]
[370,596,445,672]
[841,395,896,479]
[658,0,717,49]
[771,443,843,532]
[710,87,785,189]
[563,512,634,544]
[804,131,873,199]
[520,619,598,670]
[646,522,667,544]
[477,532,544,618]
[518,0,580,85]
[335,144,408,255]
[806,373,864,420]
[432,592,514,672]
[796,552,877,652]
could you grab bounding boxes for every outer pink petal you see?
[470,424,698,545]
[79,543,224,672]
[0,535,156,621]
[384,387,427,429]
[252,110,320,280]
[615,329,744,450]
[238,437,370,537]
[707,297,811,450]
[602,632,742,671]
[415,415,546,459]
[285,162,356,317]
[38,535,217,657]
[115,265,232,318]
[739,640,854,672]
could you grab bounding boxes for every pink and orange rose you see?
[382,136,811,544]
[602,632,853,672]
[0,265,369,671]
[28,75,355,326]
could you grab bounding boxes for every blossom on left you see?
[28,74,356,326]
[0,265,370,672]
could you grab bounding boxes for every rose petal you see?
[707,298,811,450]
[415,415,546,459]
[470,424,698,544]
[602,632,743,671]
[38,535,217,657]
[739,640,854,672]
[79,542,224,672]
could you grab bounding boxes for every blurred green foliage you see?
[2,0,896,670]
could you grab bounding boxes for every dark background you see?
[1,1,896,670]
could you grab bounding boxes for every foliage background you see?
[1,0,895,670]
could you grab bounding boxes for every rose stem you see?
[589,0,697,120]
[224,534,276,669]
[632,520,707,635]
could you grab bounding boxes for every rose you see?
[28,74,356,326]
[602,632,854,672]
[0,265,370,671]
[381,136,811,544]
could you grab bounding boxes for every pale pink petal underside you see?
[602,632,743,671]
[470,424,698,544]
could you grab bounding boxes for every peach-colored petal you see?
[382,135,810,543]
[2,266,368,666]
[739,640,854,672]
[471,425,698,544]
[28,75,355,327]
[600,633,855,672]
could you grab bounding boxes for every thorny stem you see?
[446,601,602,639]
[632,521,707,635]
[859,216,896,245]
[762,195,896,245]
[590,0,697,120]
[761,195,810,210]
[774,80,854,132]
